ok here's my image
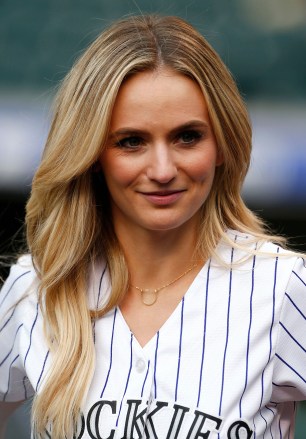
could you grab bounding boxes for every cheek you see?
[186,155,218,183]
[101,156,139,189]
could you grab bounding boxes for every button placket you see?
[135,358,146,373]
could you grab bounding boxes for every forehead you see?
[110,68,210,128]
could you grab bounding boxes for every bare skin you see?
[100,68,222,346]
[118,220,204,347]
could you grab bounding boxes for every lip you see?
[140,190,186,206]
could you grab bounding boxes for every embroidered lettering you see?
[166,403,190,439]
[73,413,85,439]
[187,410,222,439]
[87,400,117,439]
[227,420,253,439]
[121,399,148,438]
[143,401,169,438]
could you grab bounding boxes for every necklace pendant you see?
[141,288,158,306]
[132,263,197,306]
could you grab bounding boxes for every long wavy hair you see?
[26,14,283,437]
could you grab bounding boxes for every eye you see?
[115,136,143,149]
[178,130,203,145]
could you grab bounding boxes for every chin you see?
[144,218,193,232]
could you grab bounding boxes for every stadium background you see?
[0,0,305,437]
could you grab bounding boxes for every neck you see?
[113,219,203,287]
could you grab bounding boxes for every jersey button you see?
[135,358,146,373]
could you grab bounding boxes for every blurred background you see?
[0,0,305,437]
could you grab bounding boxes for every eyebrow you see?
[108,120,210,140]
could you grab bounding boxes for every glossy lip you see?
[139,190,186,206]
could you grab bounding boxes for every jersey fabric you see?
[1,231,306,438]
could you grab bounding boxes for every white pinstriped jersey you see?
[1,231,306,438]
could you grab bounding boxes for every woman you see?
[0,14,305,439]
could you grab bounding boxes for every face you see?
[99,68,223,236]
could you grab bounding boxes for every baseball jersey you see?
[1,231,306,438]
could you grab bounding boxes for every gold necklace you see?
[131,263,197,306]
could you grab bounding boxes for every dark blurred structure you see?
[1,0,306,437]
[0,0,306,98]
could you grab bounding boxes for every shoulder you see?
[0,255,39,338]
[0,255,111,312]
[2,254,36,283]
[224,228,302,259]
[0,255,38,312]
[0,257,40,402]
[217,229,304,283]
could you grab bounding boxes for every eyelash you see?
[115,136,143,149]
[177,130,203,145]
[114,130,204,150]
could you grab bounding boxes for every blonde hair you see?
[26,14,285,437]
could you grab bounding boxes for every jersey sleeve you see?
[272,256,306,402]
[0,256,37,402]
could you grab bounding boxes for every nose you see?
[146,143,178,183]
